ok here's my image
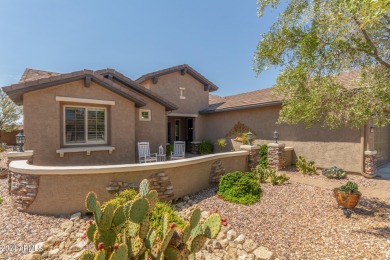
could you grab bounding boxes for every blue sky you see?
[0,1,282,96]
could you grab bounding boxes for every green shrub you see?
[296,155,317,175]
[259,144,268,168]
[149,201,186,238]
[322,166,346,179]
[216,138,227,152]
[199,140,214,154]
[102,188,138,209]
[218,171,261,205]
[102,188,185,239]
[269,172,290,185]
[166,143,174,158]
[339,182,359,194]
[0,197,3,204]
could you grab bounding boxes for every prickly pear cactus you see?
[82,179,222,260]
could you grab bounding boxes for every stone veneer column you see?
[10,172,39,211]
[267,143,286,170]
[240,145,260,170]
[363,150,377,177]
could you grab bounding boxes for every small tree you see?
[0,90,22,143]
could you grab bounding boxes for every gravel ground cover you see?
[0,178,67,259]
[191,180,390,259]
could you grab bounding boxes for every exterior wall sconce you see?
[370,127,374,133]
[273,130,279,143]
[247,131,253,146]
[16,130,25,152]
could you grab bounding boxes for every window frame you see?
[139,109,151,121]
[63,105,108,146]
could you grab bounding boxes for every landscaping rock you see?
[234,234,246,244]
[23,254,42,260]
[60,220,73,231]
[70,212,81,221]
[227,229,237,241]
[253,246,274,260]
[243,239,258,253]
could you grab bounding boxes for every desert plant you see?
[253,165,289,186]
[166,144,174,159]
[296,155,317,175]
[339,182,359,194]
[322,166,346,179]
[198,140,214,155]
[259,144,268,168]
[102,189,138,209]
[0,197,3,204]
[218,171,262,205]
[149,202,186,238]
[81,179,221,260]
[215,138,227,152]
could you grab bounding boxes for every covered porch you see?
[166,113,201,153]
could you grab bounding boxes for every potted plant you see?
[333,181,361,209]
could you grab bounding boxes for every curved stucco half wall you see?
[9,151,248,215]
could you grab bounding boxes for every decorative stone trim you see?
[106,181,137,193]
[190,141,201,154]
[10,172,39,211]
[209,160,225,183]
[240,145,260,170]
[148,172,174,200]
[267,143,286,170]
[363,150,377,178]
[6,151,34,194]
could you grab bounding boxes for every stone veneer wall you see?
[209,160,226,183]
[10,172,39,211]
[268,143,286,170]
[363,151,377,177]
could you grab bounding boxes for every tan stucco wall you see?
[140,72,209,114]
[202,106,363,173]
[0,130,20,146]
[23,80,136,165]
[19,153,248,215]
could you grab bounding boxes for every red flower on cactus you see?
[170,223,176,229]
[81,234,87,239]
[114,243,119,250]
[89,220,93,225]
[98,242,104,250]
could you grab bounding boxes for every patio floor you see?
[378,163,390,180]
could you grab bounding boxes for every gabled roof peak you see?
[19,68,60,83]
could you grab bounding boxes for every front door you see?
[187,118,193,142]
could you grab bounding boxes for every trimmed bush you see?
[101,188,138,209]
[218,171,261,205]
[259,144,268,168]
[199,140,214,154]
[296,155,317,175]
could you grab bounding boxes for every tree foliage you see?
[0,90,22,142]
[255,0,390,128]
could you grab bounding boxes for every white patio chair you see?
[171,141,185,160]
[138,142,158,163]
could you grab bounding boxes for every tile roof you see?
[95,69,178,111]
[19,68,60,83]
[136,64,219,92]
[202,88,282,113]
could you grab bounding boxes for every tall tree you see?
[0,90,22,143]
[255,0,390,128]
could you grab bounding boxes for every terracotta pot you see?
[333,188,362,209]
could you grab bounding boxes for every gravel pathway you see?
[0,178,67,259]
[190,180,390,259]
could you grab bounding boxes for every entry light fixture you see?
[16,130,25,152]
[247,131,253,146]
[273,130,279,143]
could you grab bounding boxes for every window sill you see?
[56,146,115,157]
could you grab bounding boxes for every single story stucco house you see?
[2,65,388,175]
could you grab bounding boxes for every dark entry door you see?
[167,122,171,144]
[187,118,193,142]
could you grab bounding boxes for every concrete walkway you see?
[284,171,390,201]
[378,163,390,180]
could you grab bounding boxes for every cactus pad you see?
[139,216,150,239]
[169,228,183,248]
[94,201,102,225]
[163,213,169,235]
[203,213,221,239]
[99,202,114,231]
[109,243,128,260]
[86,192,97,212]
[165,245,181,260]
[190,223,203,239]
[146,190,158,212]
[160,228,175,252]
[87,223,97,242]
[127,221,140,238]
[189,208,201,229]
[189,234,207,253]
[112,205,126,227]
[95,249,106,260]
[94,230,117,249]
[124,201,132,219]
[80,250,95,260]
[181,248,191,259]
[145,229,157,249]
[139,179,150,197]
[182,224,191,244]
[129,198,149,224]
[128,237,144,258]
